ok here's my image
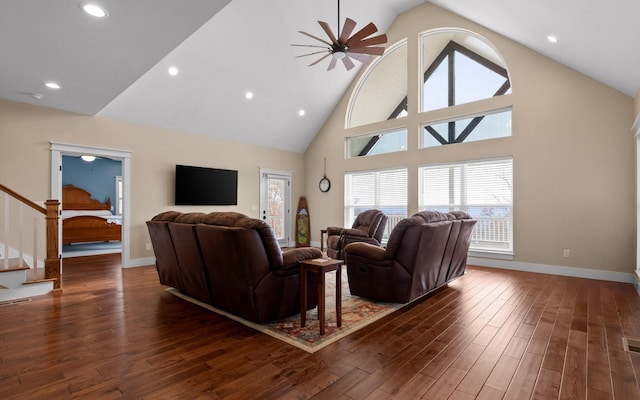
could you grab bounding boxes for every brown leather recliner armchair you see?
[326,209,388,260]
[343,211,476,303]
[194,213,321,323]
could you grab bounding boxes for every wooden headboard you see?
[62,184,111,211]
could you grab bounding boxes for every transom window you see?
[422,108,512,147]
[347,128,407,158]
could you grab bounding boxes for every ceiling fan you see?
[292,0,388,71]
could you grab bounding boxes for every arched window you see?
[420,30,512,147]
[343,28,514,254]
[347,40,407,129]
[422,32,511,112]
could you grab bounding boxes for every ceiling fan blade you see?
[338,18,357,44]
[345,22,378,47]
[318,21,339,45]
[291,44,330,49]
[348,52,372,64]
[295,50,329,58]
[298,30,332,46]
[348,34,387,49]
[342,56,355,71]
[309,52,331,67]
[349,46,385,56]
[327,57,337,71]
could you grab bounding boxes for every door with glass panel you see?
[259,170,291,247]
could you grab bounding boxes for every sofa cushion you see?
[174,212,207,224]
[202,211,248,226]
[412,210,451,223]
[384,216,424,258]
[151,211,182,221]
[448,211,472,220]
[234,217,284,269]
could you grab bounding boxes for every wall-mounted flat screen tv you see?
[175,164,238,206]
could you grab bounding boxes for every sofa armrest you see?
[344,242,386,261]
[326,226,343,236]
[341,228,369,238]
[281,247,323,269]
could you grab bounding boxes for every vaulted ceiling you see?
[1,1,638,153]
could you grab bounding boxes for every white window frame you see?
[115,175,123,215]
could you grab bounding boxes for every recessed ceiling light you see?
[81,4,108,18]
[44,82,61,89]
[168,66,179,76]
[81,155,96,162]
[245,92,254,100]
[547,35,558,43]
[298,109,306,116]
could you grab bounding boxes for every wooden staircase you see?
[0,184,60,302]
[0,261,55,303]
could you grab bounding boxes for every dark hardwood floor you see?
[1,254,640,399]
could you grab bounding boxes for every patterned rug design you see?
[166,269,402,353]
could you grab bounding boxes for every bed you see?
[62,184,122,245]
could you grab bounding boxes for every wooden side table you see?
[299,258,343,335]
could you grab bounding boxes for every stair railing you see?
[0,184,61,290]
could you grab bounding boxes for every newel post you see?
[45,200,61,290]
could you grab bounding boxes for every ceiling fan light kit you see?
[292,0,388,71]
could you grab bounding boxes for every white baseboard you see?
[467,256,635,284]
[124,257,155,268]
[124,254,636,288]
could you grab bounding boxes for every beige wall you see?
[0,2,636,275]
[0,100,305,261]
[303,3,636,274]
[635,87,640,123]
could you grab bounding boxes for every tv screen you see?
[175,165,238,206]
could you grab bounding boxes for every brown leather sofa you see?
[326,209,388,259]
[146,211,322,323]
[343,211,476,303]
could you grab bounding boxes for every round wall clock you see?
[319,157,331,192]
[319,176,331,192]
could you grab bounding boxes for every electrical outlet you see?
[146,243,152,251]
[563,249,571,258]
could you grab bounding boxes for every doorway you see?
[61,155,122,257]
[259,169,292,247]
[50,142,132,266]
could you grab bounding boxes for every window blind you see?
[419,158,513,253]
[345,168,408,238]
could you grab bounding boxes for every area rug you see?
[166,269,402,353]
